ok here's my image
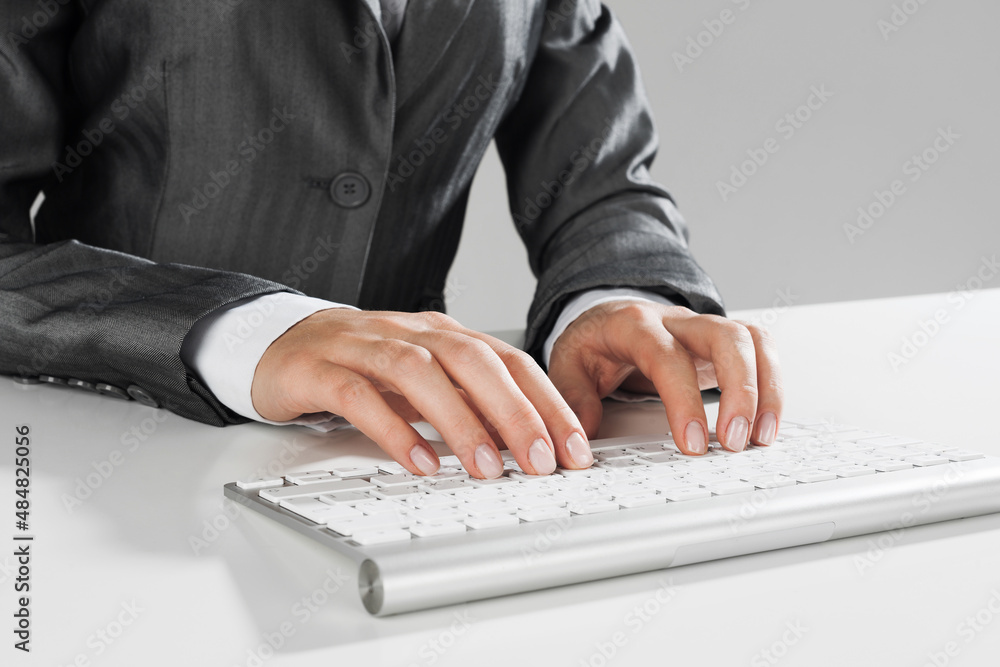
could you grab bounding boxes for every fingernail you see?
[756,412,777,445]
[565,432,593,468]
[409,443,439,476]
[527,438,557,475]
[726,416,749,452]
[474,443,504,479]
[685,421,707,455]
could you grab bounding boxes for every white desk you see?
[3,289,999,667]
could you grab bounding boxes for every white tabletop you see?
[3,289,999,667]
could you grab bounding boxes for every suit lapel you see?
[391,0,478,109]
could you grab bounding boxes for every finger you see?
[313,364,441,476]
[734,320,784,446]
[329,334,505,479]
[471,332,594,470]
[455,387,509,451]
[546,348,603,465]
[415,330,558,476]
[600,306,710,456]
[663,314,758,452]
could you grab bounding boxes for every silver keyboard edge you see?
[225,457,1000,616]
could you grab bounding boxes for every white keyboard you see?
[230,419,987,547]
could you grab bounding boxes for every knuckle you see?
[614,301,652,321]
[737,383,760,401]
[334,376,372,411]
[386,343,435,378]
[444,335,495,367]
[497,345,535,371]
[638,336,686,370]
[720,318,752,341]
[742,320,776,346]
[418,310,455,330]
[761,376,785,400]
[503,400,539,427]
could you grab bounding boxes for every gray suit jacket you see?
[0,0,724,426]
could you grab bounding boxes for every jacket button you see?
[329,173,371,208]
[126,385,160,408]
[68,378,97,392]
[96,383,131,400]
[39,375,67,385]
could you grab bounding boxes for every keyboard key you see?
[660,487,712,502]
[791,469,838,483]
[639,452,682,466]
[313,505,366,522]
[904,454,951,467]
[371,473,421,487]
[408,494,462,509]
[568,500,620,515]
[279,497,344,522]
[859,435,921,447]
[689,472,745,486]
[593,448,635,461]
[461,500,517,516]
[743,475,797,489]
[841,452,892,465]
[606,481,650,497]
[554,467,605,478]
[465,513,521,530]
[284,470,331,481]
[503,460,523,473]
[421,479,470,494]
[944,450,986,462]
[328,514,409,536]
[831,465,877,478]
[428,469,469,481]
[518,507,571,522]
[702,480,755,496]
[802,423,860,434]
[455,487,506,502]
[910,442,958,454]
[514,494,566,510]
[625,443,672,455]
[617,493,666,508]
[318,491,372,505]
[351,529,411,545]
[410,507,468,524]
[596,459,645,470]
[872,461,913,472]
[377,462,408,475]
[370,485,423,501]
[235,476,284,490]
[330,465,380,478]
[409,522,467,537]
[259,478,374,502]
[553,488,615,503]
[467,476,516,487]
[292,475,340,485]
[354,500,409,516]
[509,471,554,483]
[646,476,694,491]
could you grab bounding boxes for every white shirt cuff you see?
[542,288,679,369]
[180,292,357,430]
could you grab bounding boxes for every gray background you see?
[447,0,1000,331]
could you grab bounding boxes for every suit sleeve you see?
[0,2,294,426]
[494,0,726,365]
